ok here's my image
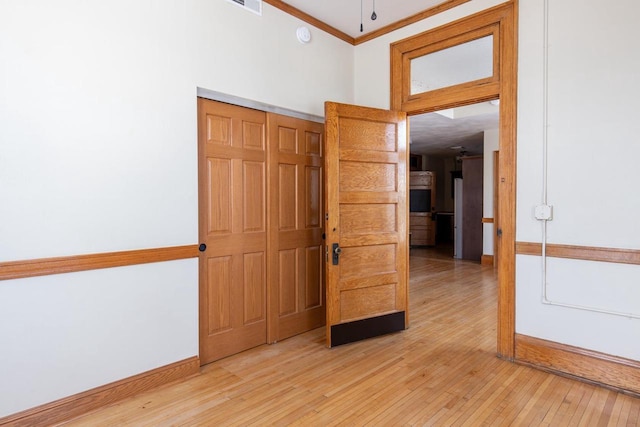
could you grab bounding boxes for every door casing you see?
[390,1,517,359]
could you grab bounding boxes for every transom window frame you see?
[404,24,499,109]
[391,8,508,115]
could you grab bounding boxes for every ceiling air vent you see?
[225,0,262,16]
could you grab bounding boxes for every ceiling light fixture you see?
[360,0,363,32]
[371,0,377,20]
[296,26,311,44]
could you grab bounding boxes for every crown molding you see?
[264,0,472,46]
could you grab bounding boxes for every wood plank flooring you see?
[60,247,640,426]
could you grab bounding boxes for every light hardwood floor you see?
[61,247,640,426]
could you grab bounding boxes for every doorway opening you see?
[408,100,499,264]
[391,1,517,358]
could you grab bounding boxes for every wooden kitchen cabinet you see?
[409,171,436,246]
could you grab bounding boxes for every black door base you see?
[330,311,405,347]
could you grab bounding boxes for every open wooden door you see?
[324,102,409,347]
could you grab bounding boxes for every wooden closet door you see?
[198,99,267,364]
[267,114,325,342]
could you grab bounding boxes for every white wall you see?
[0,0,353,262]
[0,0,353,417]
[354,0,640,363]
[0,260,197,415]
[516,0,640,360]
[483,128,499,256]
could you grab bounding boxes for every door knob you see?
[199,243,207,252]
[332,243,341,265]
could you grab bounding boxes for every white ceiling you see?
[279,0,452,38]
[273,0,499,158]
[410,102,499,157]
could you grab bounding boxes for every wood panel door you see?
[267,114,325,342]
[462,156,483,261]
[324,102,409,347]
[198,99,267,364]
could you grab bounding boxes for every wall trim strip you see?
[515,334,640,397]
[0,356,200,427]
[515,241,542,256]
[515,241,640,265]
[482,217,494,223]
[0,245,199,281]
